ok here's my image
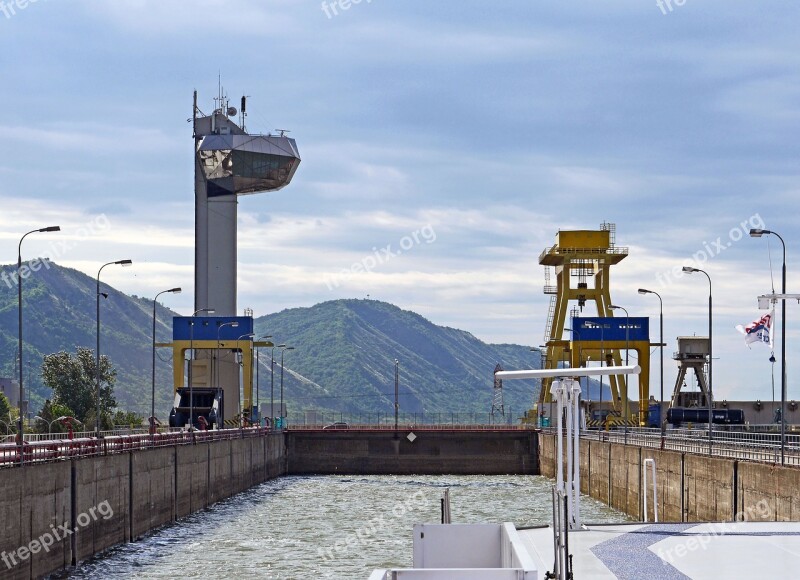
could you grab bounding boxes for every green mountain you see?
[0,261,177,416]
[0,262,549,421]
[254,299,541,419]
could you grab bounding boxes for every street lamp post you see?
[271,344,285,427]
[599,323,606,429]
[152,288,181,436]
[750,228,787,465]
[564,327,582,407]
[609,304,630,432]
[394,359,400,431]
[17,225,60,448]
[188,308,215,430]
[682,266,713,451]
[639,288,664,435]
[96,259,132,438]
[216,321,239,388]
[34,415,67,436]
[256,335,272,426]
[279,346,295,429]
[236,332,255,424]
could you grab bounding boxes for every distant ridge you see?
[0,262,617,420]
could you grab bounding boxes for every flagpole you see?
[750,228,787,466]
[779,235,786,467]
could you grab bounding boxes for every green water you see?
[66,474,629,579]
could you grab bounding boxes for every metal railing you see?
[21,427,150,442]
[0,427,275,468]
[542,426,800,467]
[287,423,531,432]
[283,411,519,427]
[538,245,629,263]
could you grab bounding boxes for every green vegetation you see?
[1,262,551,421]
[0,261,175,416]
[0,392,11,431]
[254,299,542,416]
[41,347,117,423]
[33,399,76,434]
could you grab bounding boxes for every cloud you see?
[3,0,800,401]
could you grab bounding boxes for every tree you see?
[0,392,12,435]
[0,392,10,423]
[41,348,117,423]
[113,410,143,428]
[34,399,76,434]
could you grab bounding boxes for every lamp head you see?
[99,292,109,299]
[277,344,286,348]
[285,346,295,351]
[260,334,272,339]
[609,304,621,310]
[40,226,60,233]
[749,228,766,238]
[169,287,182,294]
[638,288,651,295]
[117,259,133,267]
[231,322,239,328]
[682,266,699,273]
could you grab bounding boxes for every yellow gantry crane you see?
[534,223,651,427]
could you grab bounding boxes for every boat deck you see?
[519,521,800,579]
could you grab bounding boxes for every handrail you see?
[540,426,800,467]
[286,424,534,432]
[0,427,275,468]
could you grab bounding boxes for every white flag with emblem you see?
[735,309,774,349]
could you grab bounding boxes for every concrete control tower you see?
[193,89,300,315]
[167,88,300,429]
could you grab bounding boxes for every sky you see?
[1,0,799,401]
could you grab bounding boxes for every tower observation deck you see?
[163,88,301,430]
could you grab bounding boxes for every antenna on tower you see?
[240,95,249,131]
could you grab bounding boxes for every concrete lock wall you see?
[0,462,72,580]
[539,433,799,524]
[286,431,540,475]
[736,461,800,521]
[0,432,287,579]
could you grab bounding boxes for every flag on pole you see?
[735,309,774,348]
